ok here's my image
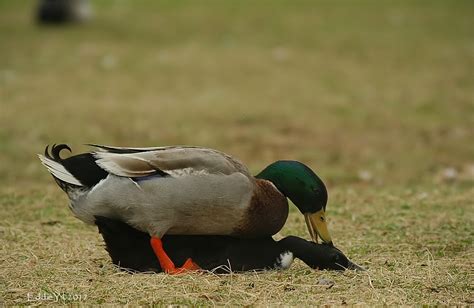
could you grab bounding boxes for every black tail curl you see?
[44,144,72,162]
[43,144,108,188]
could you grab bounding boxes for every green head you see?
[256,160,332,245]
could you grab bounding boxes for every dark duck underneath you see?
[95,216,363,273]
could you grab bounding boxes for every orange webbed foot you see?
[150,236,201,274]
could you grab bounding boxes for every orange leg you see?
[150,237,200,274]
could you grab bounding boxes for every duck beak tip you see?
[347,260,365,271]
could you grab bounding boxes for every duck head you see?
[279,236,364,271]
[302,241,364,271]
[308,243,365,271]
[256,160,332,245]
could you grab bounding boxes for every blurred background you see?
[1,2,473,304]
[0,0,473,188]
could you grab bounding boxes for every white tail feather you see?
[38,154,83,186]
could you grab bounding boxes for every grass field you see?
[1,0,473,305]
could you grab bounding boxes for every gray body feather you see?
[41,145,259,237]
[73,173,253,237]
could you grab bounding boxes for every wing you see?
[89,144,252,178]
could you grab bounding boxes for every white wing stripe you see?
[38,154,83,186]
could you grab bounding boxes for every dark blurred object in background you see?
[36,0,92,24]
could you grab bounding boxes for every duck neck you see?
[278,236,336,270]
[277,236,314,267]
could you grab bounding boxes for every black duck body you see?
[95,217,362,273]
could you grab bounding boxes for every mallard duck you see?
[39,144,332,273]
[95,216,361,273]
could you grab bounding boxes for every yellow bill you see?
[304,209,333,246]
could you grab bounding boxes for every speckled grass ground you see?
[1,0,473,305]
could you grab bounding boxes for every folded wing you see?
[90,144,252,178]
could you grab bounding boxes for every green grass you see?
[0,0,473,305]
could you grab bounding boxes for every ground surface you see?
[0,0,473,305]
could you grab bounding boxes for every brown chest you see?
[233,179,289,237]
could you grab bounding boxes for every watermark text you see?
[27,291,87,303]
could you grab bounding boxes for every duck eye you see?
[320,216,325,222]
